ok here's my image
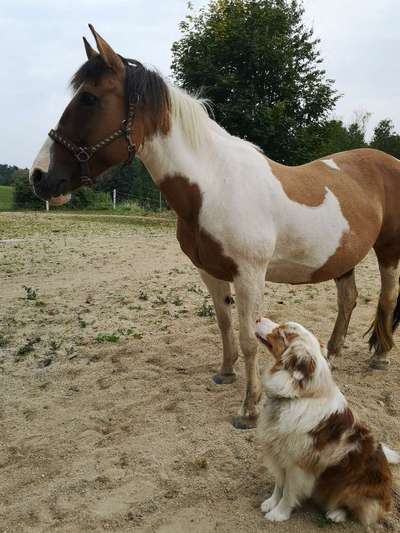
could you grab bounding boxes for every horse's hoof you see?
[232,415,258,430]
[369,357,390,370]
[212,372,236,385]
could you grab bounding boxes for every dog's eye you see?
[79,92,98,106]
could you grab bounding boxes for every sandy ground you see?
[0,212,399,533]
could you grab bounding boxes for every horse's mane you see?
[70,56,257,151]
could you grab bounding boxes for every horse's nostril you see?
[32,168,44,185]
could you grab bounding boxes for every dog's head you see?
[255,318,332,399]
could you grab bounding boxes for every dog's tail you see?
[382,444,400,464]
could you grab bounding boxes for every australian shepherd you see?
[255,318,399,530]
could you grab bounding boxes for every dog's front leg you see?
[261,463,284,513]
[264,467,314,522]
[261,483,283,513]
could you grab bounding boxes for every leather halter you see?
[48,96,138,186]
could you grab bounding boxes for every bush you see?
[68,188,111,210]
[13,169,44,209]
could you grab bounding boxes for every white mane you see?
[168,84,260,151]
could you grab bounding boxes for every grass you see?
[0,210,175,240]
[0,186,13,211]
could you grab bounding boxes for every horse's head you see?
[30,25,170,204]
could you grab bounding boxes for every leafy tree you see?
[172,0,339,164]
[0,164,18,185]
[371,119,400,158]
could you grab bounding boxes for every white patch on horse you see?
[29,137,53,182]
[142,89,350,285]
[322,158,340,171]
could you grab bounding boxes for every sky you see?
[1,0,399,168]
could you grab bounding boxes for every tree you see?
[95,160,164,209]
[0,164,18,185]
[371,119,400,158]
[172,0,339,164]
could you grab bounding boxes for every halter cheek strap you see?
[48,98,138,185]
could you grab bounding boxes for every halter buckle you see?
[75,148,91,162]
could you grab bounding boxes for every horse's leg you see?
[327,269,358,358]
[368,257,400,369]
[232,267,266,430]
[199,269,239,384]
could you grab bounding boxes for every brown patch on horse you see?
[268,150,387,282]
[268,159,328,207]
[70,53,171,158]
[159,174,238,281]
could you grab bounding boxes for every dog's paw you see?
[326,509,346,523]
[264,507,291,522]
[261,496,278,513]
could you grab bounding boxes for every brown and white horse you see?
[30,26,400,428]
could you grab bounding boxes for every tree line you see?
[2,0,400,209]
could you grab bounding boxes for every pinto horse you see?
[31,26,400,429]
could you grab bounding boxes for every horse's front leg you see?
[232,266,266,429]
[199,269,239,384]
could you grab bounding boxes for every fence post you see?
[113,189,116,209]
[159,191,162,211]
[45,201,49,212]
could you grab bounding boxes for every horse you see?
[30,25,400,429]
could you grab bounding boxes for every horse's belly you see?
[266,259,317,284]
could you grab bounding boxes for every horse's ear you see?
[88,24,124,77]
[83,36,98,60]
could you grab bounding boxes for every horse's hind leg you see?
[368,256,400,369]
[327,269,358,358]
[199,269,239,384]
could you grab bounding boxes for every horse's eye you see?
[79,92,98,106]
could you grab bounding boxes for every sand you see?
[0,212,399,532]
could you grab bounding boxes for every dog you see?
[255,318,399,530]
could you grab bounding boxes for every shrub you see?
[13,169,44,209]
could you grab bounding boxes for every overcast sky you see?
[1,0,399,168]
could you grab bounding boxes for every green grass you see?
[0,186,13,211]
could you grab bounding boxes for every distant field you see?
[0,186,13,211]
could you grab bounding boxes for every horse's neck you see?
[138,123,212,188]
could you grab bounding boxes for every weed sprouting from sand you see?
[23,285,38,300]
[96,333,120,343]
[196,300,215,318]
[138,290,148,301]
[16,336,41,358]
[0,334,9,347]
[153,295,167,306]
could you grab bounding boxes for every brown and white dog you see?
[255,318,399,529]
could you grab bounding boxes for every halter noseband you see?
[48,96,138,186]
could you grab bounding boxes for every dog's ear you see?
[264,327,287,361]
[284,345,316,388]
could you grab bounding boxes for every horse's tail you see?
[367,282,400,354]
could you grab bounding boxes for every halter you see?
[48,96,138,186]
